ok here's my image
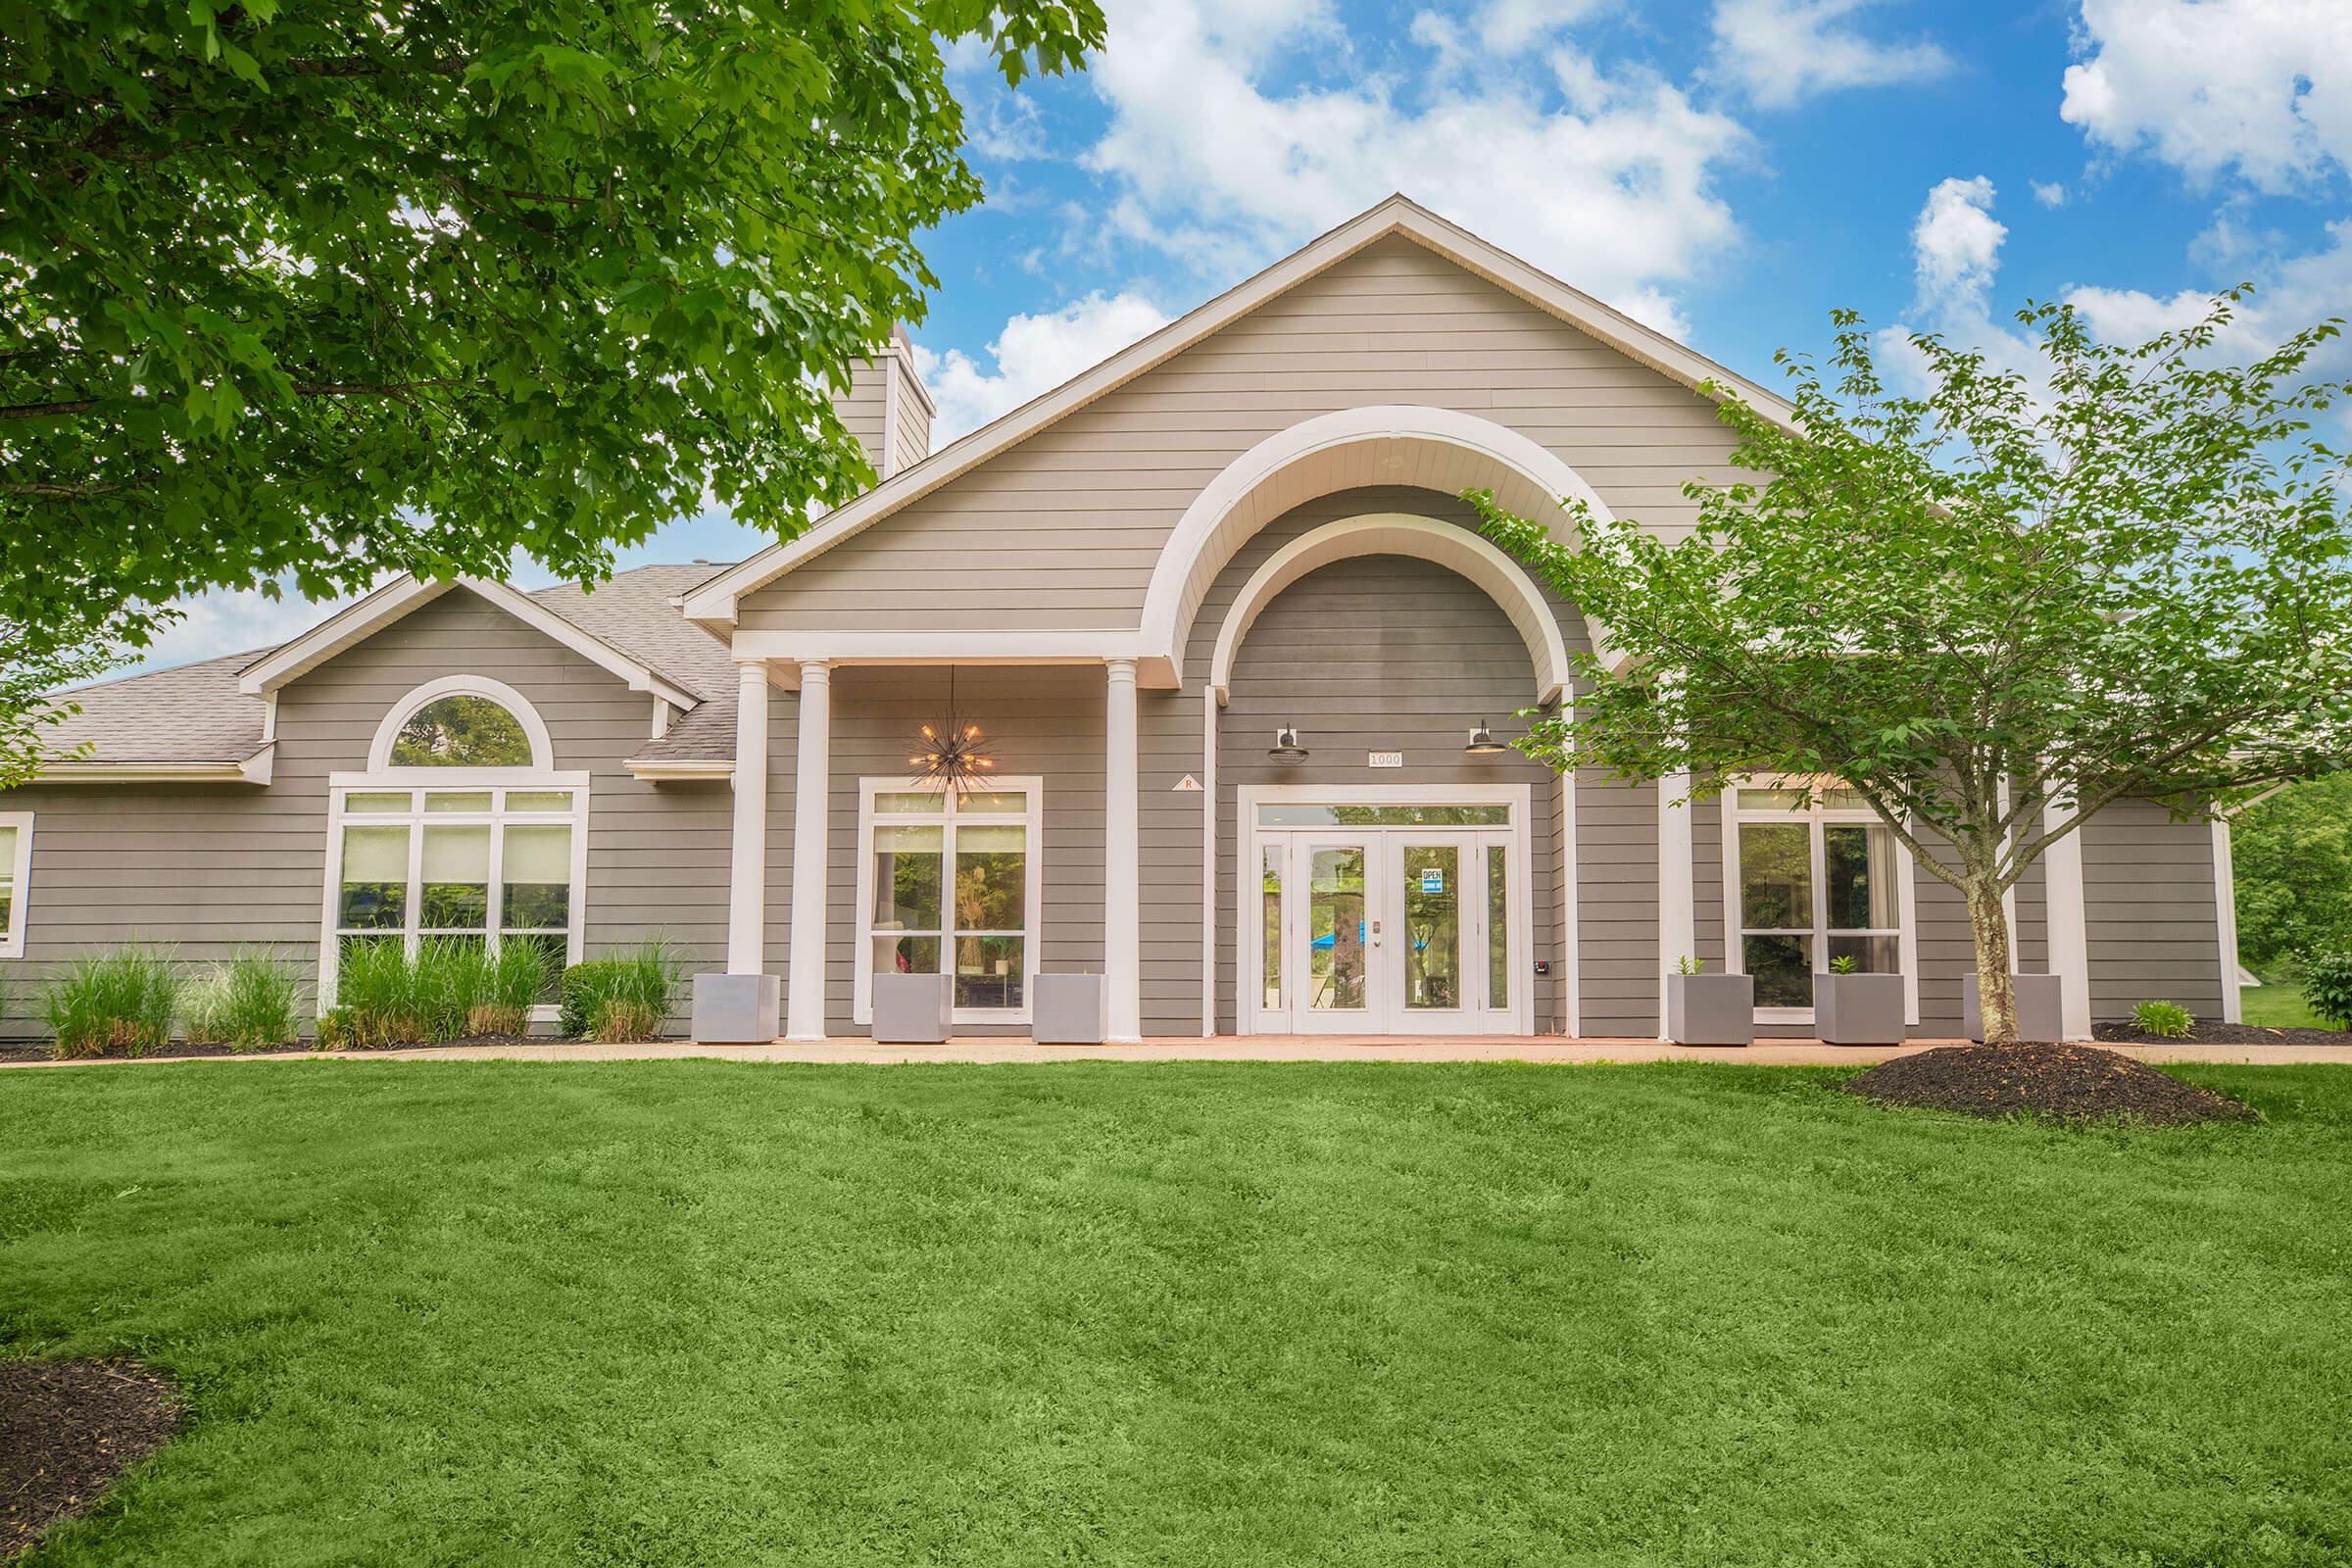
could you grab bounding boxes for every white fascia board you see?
[239,574,701,710]
[730,630,1178,689]
[626,758,735,781]
[37,748,273,784]
[681,194,1797,628]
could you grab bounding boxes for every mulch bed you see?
[2,1359,179,1559]
[1845,1042,2258,1125]
[0,1033,545,1066]
[2093,1019,2352,1047]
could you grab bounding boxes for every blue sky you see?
[143,0,2352,670]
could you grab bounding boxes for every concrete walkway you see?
[11,1035,2352,1069]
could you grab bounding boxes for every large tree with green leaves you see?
[2230,771,2352,975]
[0,0,1102,782]
[1471,292,2352,1045]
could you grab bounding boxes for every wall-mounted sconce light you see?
[1463,720,1508,757]
[1268,724,1308,761]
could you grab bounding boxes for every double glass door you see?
[1256,827,1522,1034]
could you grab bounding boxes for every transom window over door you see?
[323,677,586,1011]
[856,780,1043,1023]
[1727,780,1912,1017]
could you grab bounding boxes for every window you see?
[327,786,585,1002]
[390,695,535,767]
[857,780,1042,1022]
[1728,781,1907,1014]
[327,677,582,1011]
[0,813,30,958]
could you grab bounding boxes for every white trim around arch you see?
[1142,405,1621,686]
[1207,513,1572,706]
[366,674,557,777]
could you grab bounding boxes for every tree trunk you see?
[1965,877,2020,1046]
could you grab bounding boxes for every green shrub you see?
[334,937,425,1047]
[336,937,558,1046]
[560,943,683,1042]
[181,952,302,1051]
[2299,952,2352,1029]
[468,940,550,1037]
[2130,999,2195,1040]
[45,947,179,1059]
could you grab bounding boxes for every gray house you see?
[0,198,2239,1043]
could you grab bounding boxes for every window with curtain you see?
[860,782,1041,1019]
[330,786,581,1000]
[1732,783,1903,1009]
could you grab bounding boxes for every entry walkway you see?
[12,1036,2352,1068]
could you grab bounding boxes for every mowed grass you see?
[2241,983,2330,1029]
[4,1061,2349,1567]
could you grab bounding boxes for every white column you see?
[2212,816,2243,1024]
[1105,658,1143,1043]
[1200,688,1218,1038]
[785,660,832,1041]
[1657,771,1695,1040]
[726,661,770,975]
[2043,797,2093,1041]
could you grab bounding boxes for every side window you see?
[0,813,28,957]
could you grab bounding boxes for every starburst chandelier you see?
[909,667,995,795]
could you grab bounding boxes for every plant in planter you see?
[1817,953,1908,1047]
[1666,956,1753,1047]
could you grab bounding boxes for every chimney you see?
[826,325,934,489]
[880,322,933,479]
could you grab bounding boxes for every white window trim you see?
[852,777,1045,1026]
[1722,778,1920,1026]
[336,671,573,1020]
[367,674,554,775]
[1235,784,1535,1037]
[0,811,32,959]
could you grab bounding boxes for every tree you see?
[1470,292,2352,1044]
[0,0,1104,784]
[2230,772,2352,975]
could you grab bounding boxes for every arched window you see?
[327,675,582,1017]
[366,675,553,775]
[389,695,534,767]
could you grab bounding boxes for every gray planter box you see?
[1817,972,1908,1046]
[1667,972,1754,1047]
[1032,973,1104,1045]
[1960,973,2066,1043]
[690,972,779,1044]
[872,971,952,1044]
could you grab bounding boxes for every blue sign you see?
[1419,868,1445,894]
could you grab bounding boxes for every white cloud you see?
[2061,0,2352,192]
[1078,0,1748,337]
[1909,175,2006,316]
[1710,0,1951,109]
[119,581,366,677]
[911,291,1174,442]
[1411,0,1608,67]
[2032,179,2068,208]
[2066,218,2352,371]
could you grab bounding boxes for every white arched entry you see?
[1139,404,1621,685]
[1167,407,1604,1041]
[1208,513,1571,706]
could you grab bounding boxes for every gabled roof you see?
[238,574,704,710]
[38,565,739,772]
[681,192,1798,627]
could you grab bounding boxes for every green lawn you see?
[4,1061,2349,1567]
[2241,983,2330,1029]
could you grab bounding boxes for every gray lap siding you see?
[0,589,729,1037]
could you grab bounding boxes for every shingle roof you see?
[45,564,743,766]
[40,651,275,765]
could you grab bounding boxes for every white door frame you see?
[1238,784,1534,1035]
